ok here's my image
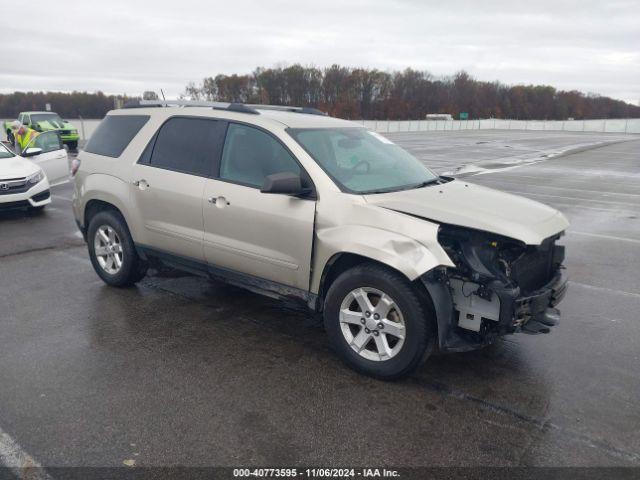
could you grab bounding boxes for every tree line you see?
[183,66,639,120]
[0,91,135,119]
[1,65,638,120]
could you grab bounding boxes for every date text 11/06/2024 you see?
[232,468,400,477]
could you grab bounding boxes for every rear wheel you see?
[323,263,434,380]
[87,210,147,286]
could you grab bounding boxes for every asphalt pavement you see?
[0,131,639,473]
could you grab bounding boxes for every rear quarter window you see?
[85,115,150,158]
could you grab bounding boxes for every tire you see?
[67,141,78,150]
[323,263,435,380]
[87,210,147,287]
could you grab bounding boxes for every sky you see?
[1,0,638,104]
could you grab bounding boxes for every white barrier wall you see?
[75,117,640,141]
[358,118,640,134]
[3,118,639,146]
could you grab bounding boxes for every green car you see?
[4,111,80,150]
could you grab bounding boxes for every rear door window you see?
[147,117,221,177]
[85,115,149,158]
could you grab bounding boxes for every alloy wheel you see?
[94,225,123,274]
[339,287,406,362]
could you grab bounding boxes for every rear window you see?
[147,117,220,177]
[85,115,149,158]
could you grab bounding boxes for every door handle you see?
[208,196,230,206]
[133,179,149,189]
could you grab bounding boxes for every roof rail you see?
[123,99,259,114]
[245,104,328,116]
[123,99,327,116]
[226,103,259,115]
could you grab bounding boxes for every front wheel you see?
[323,263,435,380]
[87,210,147,287]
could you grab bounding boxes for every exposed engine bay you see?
[422,224,568,352]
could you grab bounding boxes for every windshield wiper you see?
[361,175,446,194]
[362,178,441,195]
[410,177,442,189]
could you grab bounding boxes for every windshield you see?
[0,142,15,159]
[30,113,64,125]
[288,128,438,194]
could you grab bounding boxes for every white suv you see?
[73,101,568,379]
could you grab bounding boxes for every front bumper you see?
[60,133,80,145]
[60,134,79,143]
[0,178,51,210]
[422,267,568,352]
[491,269,568,334]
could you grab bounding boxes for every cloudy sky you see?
[1,0,638,104]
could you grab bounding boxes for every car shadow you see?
[0,207,46,220]
[85,267,552,424]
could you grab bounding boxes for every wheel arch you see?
[79,174,135,235]
[84,199,124,228]
[316,250,437,315]
[318,252,385,303]
[311,225,445,294]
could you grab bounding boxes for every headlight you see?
[27,170,44,185]
[70,129,78,134]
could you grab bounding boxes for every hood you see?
[34,119,74,130]
[0,156,40,179]
[364,179,569,245]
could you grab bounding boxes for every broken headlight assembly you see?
[435,224,566,339]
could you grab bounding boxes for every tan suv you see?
[73,101,569,379]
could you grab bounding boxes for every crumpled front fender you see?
[310,224,453,294]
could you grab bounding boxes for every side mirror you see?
[23,147,43,157]
[261,172,311,196]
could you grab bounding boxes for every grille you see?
[60,130,72,135]
[0,178,30,195]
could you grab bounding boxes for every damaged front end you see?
[422,224,568,352]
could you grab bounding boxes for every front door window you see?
[219,123,301,188]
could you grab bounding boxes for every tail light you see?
[70,158,81,176]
